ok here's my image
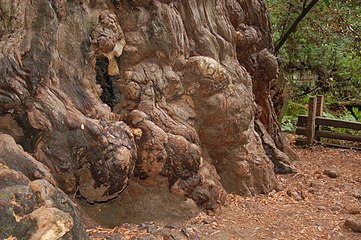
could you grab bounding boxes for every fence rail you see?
[297,115,361,131]
[296,95,361,149]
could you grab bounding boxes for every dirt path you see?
[192,144,361,239]
[88,138,361,239]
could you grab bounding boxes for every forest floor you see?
[87,134,361,239]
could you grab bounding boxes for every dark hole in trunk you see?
[12,111,40,153]
[95,56,121,110]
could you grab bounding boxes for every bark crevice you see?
[95,56,121,109]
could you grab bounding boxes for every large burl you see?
[0,0,295,236]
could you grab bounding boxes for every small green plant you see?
[352,107,361,122]
[338,109,357,124]
[281,115,296,132]
[281,101,308,132]
[322,111,337,119]
[285,100,308,117]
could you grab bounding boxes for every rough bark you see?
[227,0,298,164]
[0,0,294,237]
[0,134,88,239]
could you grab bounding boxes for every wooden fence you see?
[296,95,361,149]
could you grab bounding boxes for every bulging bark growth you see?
[0,0,294,237]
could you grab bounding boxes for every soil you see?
[86,135,361,239]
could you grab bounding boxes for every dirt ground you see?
[87,135,361,239]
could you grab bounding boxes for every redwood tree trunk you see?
[0,0,294,238]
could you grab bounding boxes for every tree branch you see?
[275,0,319,54]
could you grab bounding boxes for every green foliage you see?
[352,107,361,122]
[266,0,361,102]
[268,0,361,134]
[322,111,337,120]
[285,100,308,117]
[321,109,359,134]
[338,110,357,122]
[281,100,308,132]
[281,115,297,132]
[281,100,361,133]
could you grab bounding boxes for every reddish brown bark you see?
[0,0,294,238]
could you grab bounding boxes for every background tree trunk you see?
[0,0,295,237]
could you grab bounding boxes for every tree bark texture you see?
[0,0,294,238]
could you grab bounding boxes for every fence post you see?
[306,97,317,145]
[315,95,324,141]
